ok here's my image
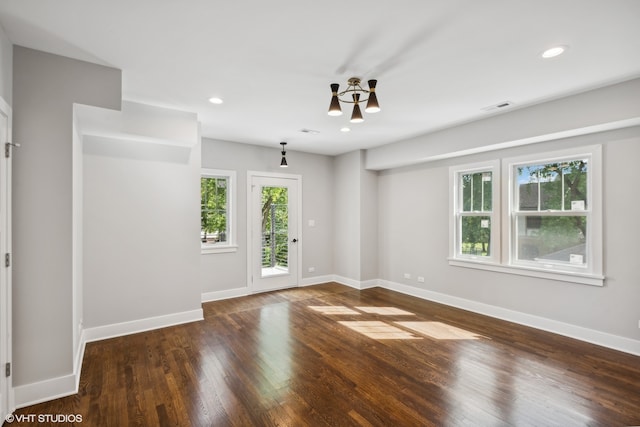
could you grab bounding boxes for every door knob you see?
[291,238,298,243]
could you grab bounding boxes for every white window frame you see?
[449,145,603,287]
[201,168,237,254]
[504,145,603,283]
[449,160,501,264]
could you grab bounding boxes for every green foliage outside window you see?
[460,172,492,256]
[261,187,288,268]
[201,177,228,244]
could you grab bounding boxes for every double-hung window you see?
[450,161,500,264]
[450,146,603,286]
[201,169,237,254]
[507,146,602,278]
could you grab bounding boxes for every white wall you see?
[0,23,11,104]
[201,138,334,296]
[378,127,640,343]
[333,151,361,281]
[360,156,378,282]
[333,150,379,283]
[12,47,121,388]
[82,102,202,328]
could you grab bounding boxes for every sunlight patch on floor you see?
[355,306,415,316]
[308,306,361,315]
[396,321,484,340]
[338,321,422,340]
[308,306,483,341]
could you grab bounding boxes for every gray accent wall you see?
[12,47,121,387]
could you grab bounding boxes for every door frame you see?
[246,171,302,293]
[0,95,13,420]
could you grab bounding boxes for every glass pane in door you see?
[261,186,289,277]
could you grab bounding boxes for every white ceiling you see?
[1,0,639,156]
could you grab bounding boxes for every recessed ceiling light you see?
[340,127,351,132]
[541,45,568,59]
[208,97,224,104]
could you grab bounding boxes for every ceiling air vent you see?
[482,101,514,112]
[299,128,320,135]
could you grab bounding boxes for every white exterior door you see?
[248,173,301,293]
[0,97,13,421]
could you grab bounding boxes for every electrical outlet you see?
[417,276,425,283]
[308,267,315,273]
[403,273,411,279]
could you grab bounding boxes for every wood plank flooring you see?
[10,283,640,426]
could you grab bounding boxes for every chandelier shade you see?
[328,83,342,116]
[365,79,380,113]
[328,77,380,123]
[350,93,364,123]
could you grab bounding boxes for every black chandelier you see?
[328,77,380,123]
[279,142,288,168]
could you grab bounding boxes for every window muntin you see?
[511,157,589,270]
[201,169,236,253]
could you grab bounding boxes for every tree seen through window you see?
[201,176,228,244]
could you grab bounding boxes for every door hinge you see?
[5,362,10,377]
[5,253,10,268]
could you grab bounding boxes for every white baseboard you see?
[379,280,640,356]
[332,275,380,290]
[13,373,78,410]
[74,333,87,392]
[14,308,204,409]
[83,309,203,343]
[300,275,335,287]
[359,279,380,290]
[201,287,249,302]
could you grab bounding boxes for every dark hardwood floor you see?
[10,283,640,426]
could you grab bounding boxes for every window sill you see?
[201,244,238,255]
[448,258,604,287]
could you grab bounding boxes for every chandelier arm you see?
[337,86,370,103]
[336,95,370,104]
[337,88,370,97]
